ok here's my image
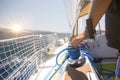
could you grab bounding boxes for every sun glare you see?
[12,25,22,33]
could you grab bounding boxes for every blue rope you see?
[49,58,66,80]
[56,48,68,66]
[49,48,68,80]
[79,46,94,61]
[50,45,115,80]
[49,45,94,80]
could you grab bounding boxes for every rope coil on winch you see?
[49,43,94,80]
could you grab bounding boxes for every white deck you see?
[29,42,68,80]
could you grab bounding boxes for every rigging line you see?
[72,0,91,38]
[68,0,75,26]
[71,0,80,37]
[98,22,101,35]
[64,0,79,40]
[63,0,73,29]
[71,0,78,36]
[70,0,76,20]
[63,0,72,29]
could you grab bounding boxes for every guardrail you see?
[0,33,66,80]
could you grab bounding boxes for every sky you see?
[0,0,71,33]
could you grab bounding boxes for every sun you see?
[12,25,22,33]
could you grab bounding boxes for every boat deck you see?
[29,42,101,80]
[65,63,90,80]
[65,56,98,80]
[29,43,68,80]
